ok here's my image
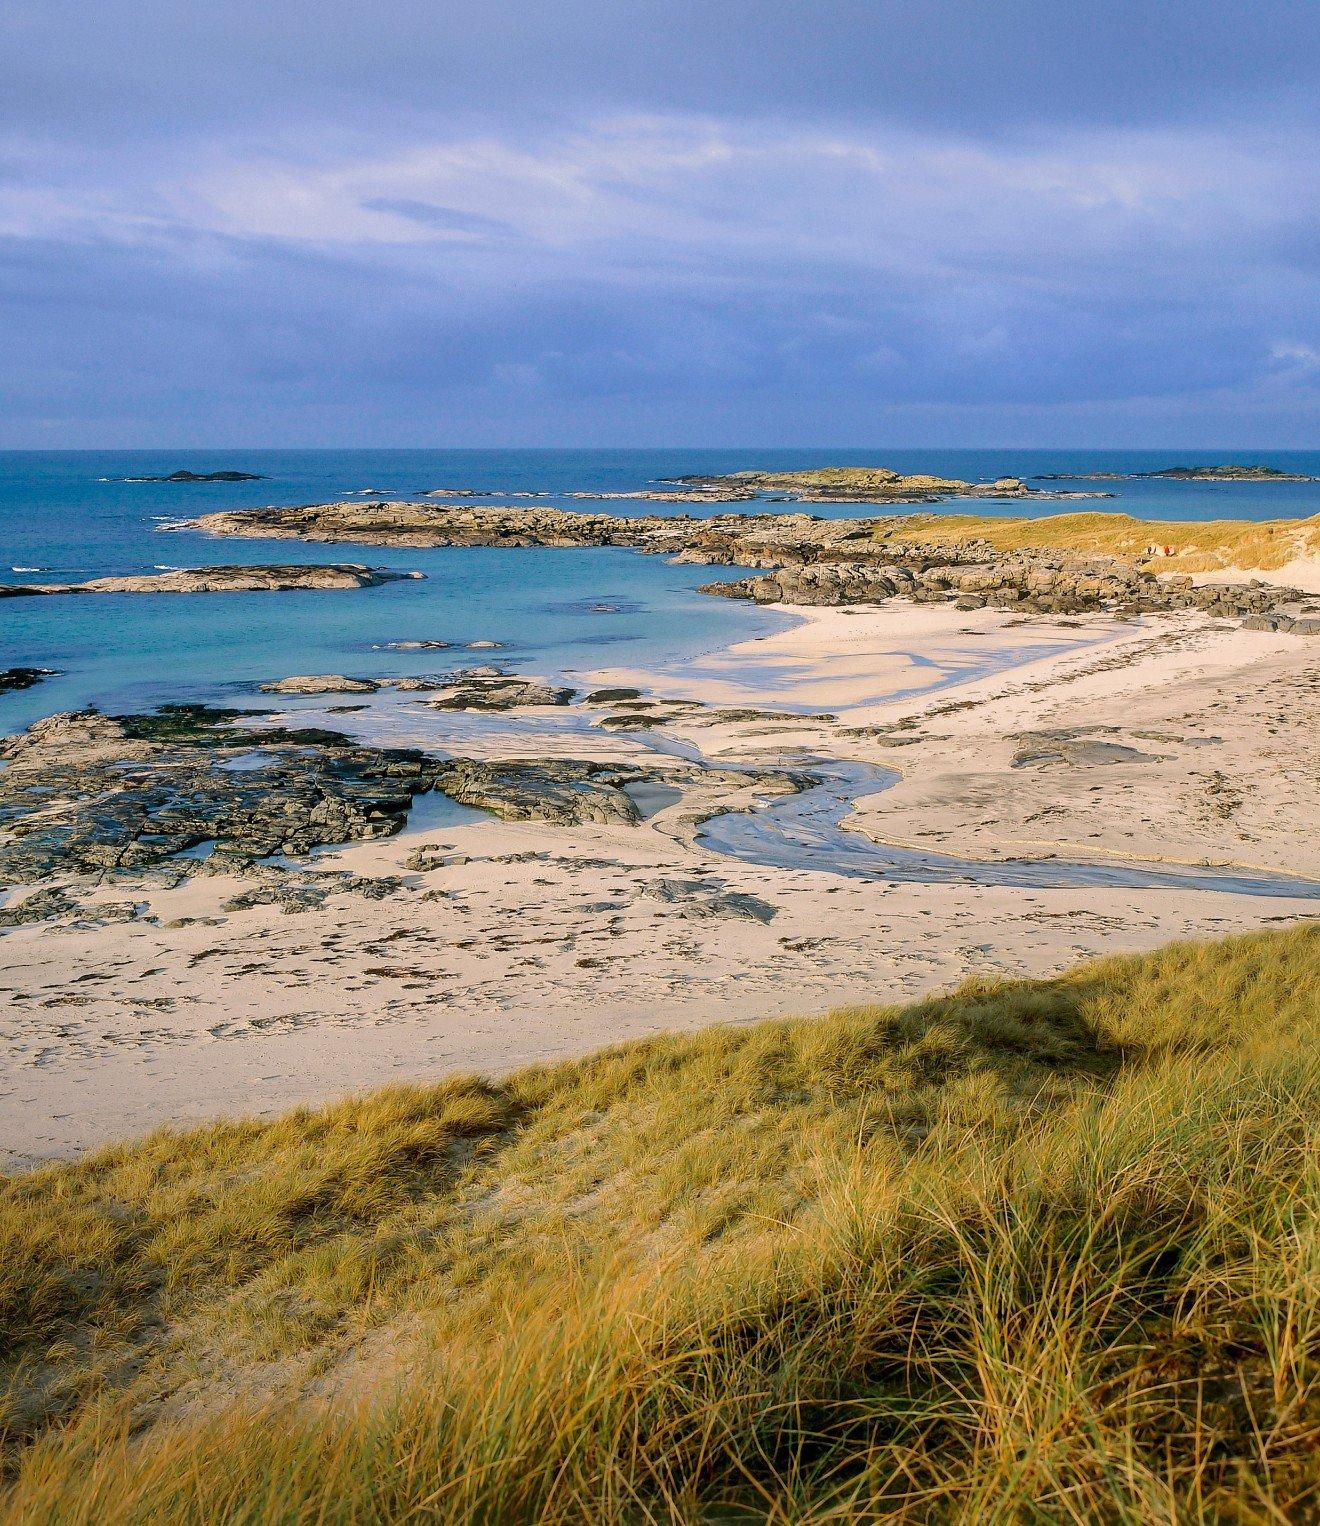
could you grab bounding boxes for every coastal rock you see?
[0,564,422,598]
[404,844,470,871]
[120,469,266,482]
[1036,464,1319,483]
[0,705,444,884]
[1011,731,1160,768]
[668,466,1036,502]
[641,876,778,922]
[259,675,380,694]
[421,675,576,711]
[0,886,81,926]
[433,758,643,826]
[0,666,59,692]
[175,496,1319,628]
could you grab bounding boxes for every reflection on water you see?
[698,760,1320,901]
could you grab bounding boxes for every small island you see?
[119,469,266,483]
[0,564,421,598]
[1036,463,1318,483]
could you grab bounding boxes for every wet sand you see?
[2,603,1315,1167]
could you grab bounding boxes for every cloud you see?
[0,97,1314,444]
[359,199,520,239]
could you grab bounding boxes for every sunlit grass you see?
[3,924,1318,1520]
[865,509,1320,575]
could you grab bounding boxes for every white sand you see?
[2,603,1316,1167]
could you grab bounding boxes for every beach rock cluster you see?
[706,559,1320,622]
[0,564,420,598]
[640,875,778,922]
[0,696,802,892]
[0,706,444,883]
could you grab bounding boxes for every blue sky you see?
[2,0,1317,447]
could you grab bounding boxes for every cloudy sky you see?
[2,0,1317,446]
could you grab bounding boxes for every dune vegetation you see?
[865,510,1320,577]
[3,924,1320,1522]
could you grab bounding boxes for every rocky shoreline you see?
[0,694,810,914]
[177,499,1320,626]
[704,558,1320,626]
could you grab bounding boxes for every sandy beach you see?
[2,600,1316,1167]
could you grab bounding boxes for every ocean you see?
[3,447,1318,733]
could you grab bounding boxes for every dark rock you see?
[433,759,643,826]
[421,676,575,711]
[122,469,266,482]
[0,666,59,692]
[0,706,444,884]
[641,876,778,922]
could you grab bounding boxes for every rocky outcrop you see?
[0,666,58,692]
[420,673,576,710]
[259,674,381,694]
[175,500,1319,628]
[640,876,777,922]
[1037,465,1319,483]
[430,757,810,829]
[0,700,811,889]
[432,758,646,826]
[706,559,1320,623]
[120,469,265,482]
[0,707,444,883]
[0,564,421,598]
[666,466,1039,502]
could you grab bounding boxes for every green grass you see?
[3,925,1319,1521]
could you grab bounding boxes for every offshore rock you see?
[0,564,422,598]
[0,666,59,692]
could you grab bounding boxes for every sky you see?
[1,0,1317,448]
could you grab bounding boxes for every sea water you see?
[3,447,1318,733]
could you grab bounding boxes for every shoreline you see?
[2,598,1317,1168]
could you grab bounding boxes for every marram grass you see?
[2,924,1319,1521]
[865,508,1320,575]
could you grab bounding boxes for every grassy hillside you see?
[868,510,1320,575]
[3,925,1319,1521]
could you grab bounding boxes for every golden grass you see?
[3,924,1320,1521]
[866,510,1320,575]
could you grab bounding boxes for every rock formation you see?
[0,564,421,598]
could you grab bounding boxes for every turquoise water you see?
[3,448,1318,733]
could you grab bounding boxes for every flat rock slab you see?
[0,564,421,597]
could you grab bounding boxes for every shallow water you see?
[3,447,1317,733]
[697,760,1320,901]
[257,694,1320,902]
